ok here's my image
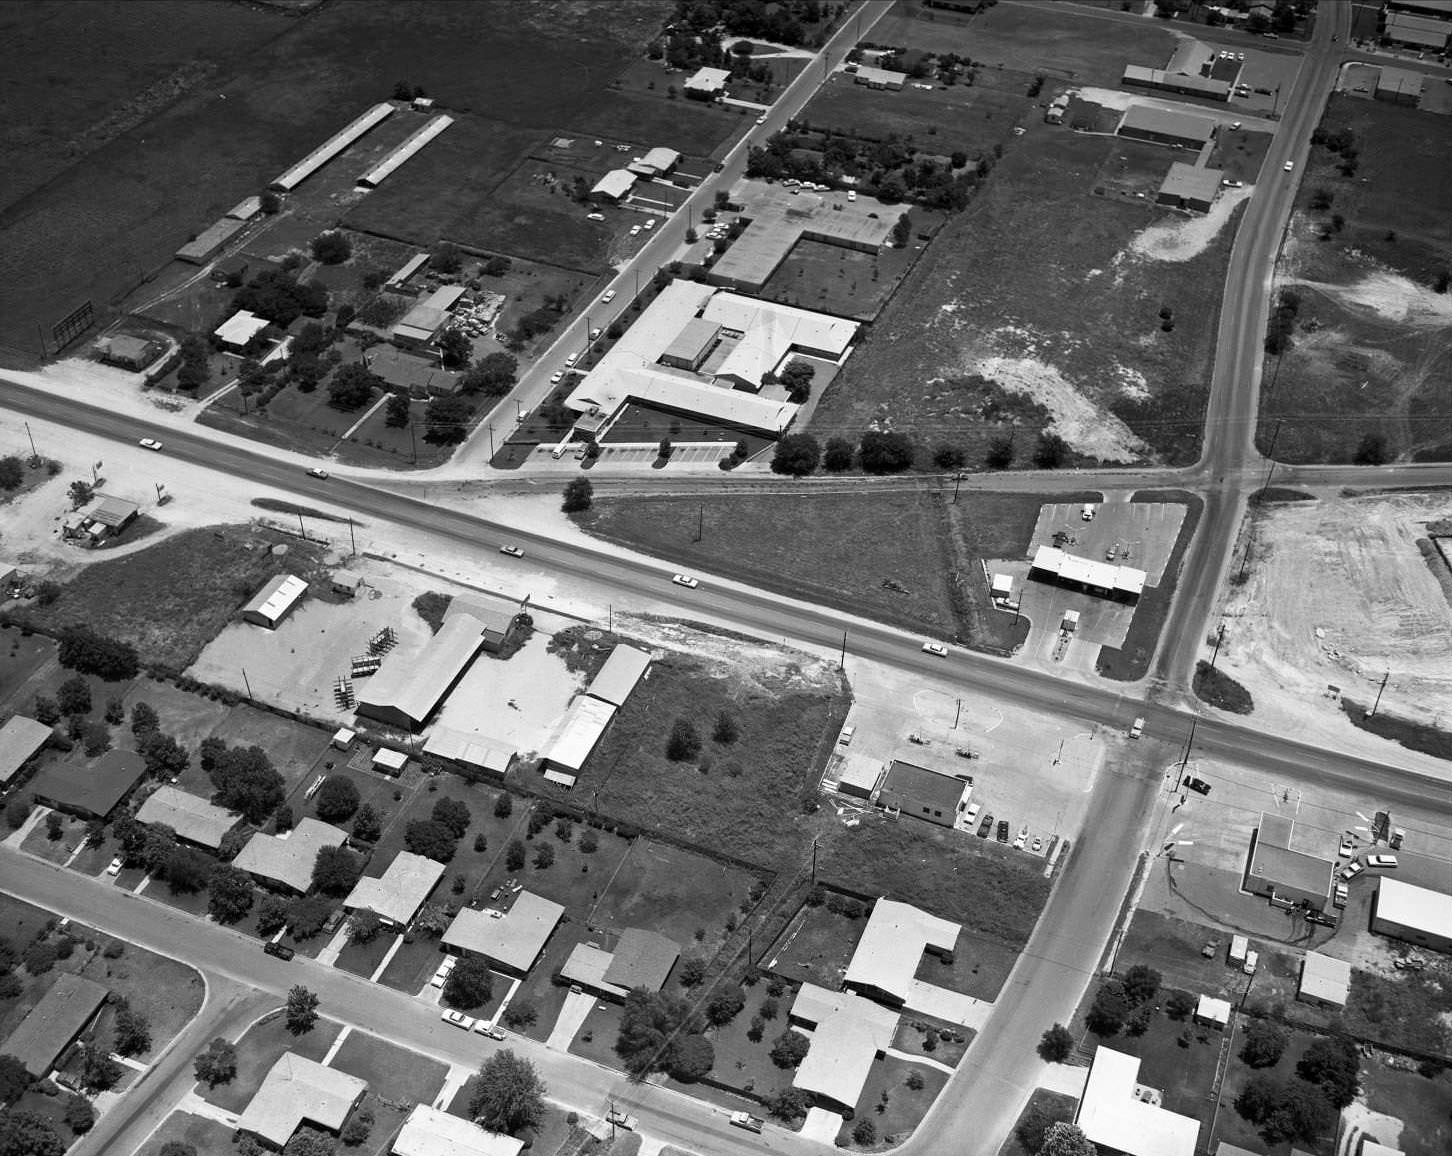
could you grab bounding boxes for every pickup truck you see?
[729,1112,765,1133]
[606,1109,639,1131]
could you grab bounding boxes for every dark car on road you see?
[263,942,295,961]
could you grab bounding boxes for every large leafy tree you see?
[193,1038,237,1087]
[207,864,255,924]
[285,986,319,1035]
[0,1110,65,1156]
[770,433,820,476]
[443,957,494,1010]
[468,1051,546,1135]
[328,363,382,411]
[614,990,702,1077]
[209,744,284,823]
[404,819,458,863]
[311,845,363,896]
[314,776,360,822]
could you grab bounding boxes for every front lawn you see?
[199,1012,343,1112]
[840,1055,949,1147]
[135,1111,235,1156]
[328,1029,448,1104]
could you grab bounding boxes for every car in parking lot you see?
[1338,836,1356,858]
[441,1010,475,1030]
[586,212,605,221]
[963,803,981,830]
[837,724,854,747]
[1032,836,1043,854]
[1340,860,1364,882]
[1333,884,1349,908]
[1184,776,1212,796]
[671,573,699,589]
[306,467,329,479]
[921,642,948,657]
[499,545,524,558]
[1367,854,1398,869]
[138,438,163,451]
[996,820,1010,843]
[643,218,655,230]
[601,289,616,303]
[106,856,123,876]
[629,225,641,236]
[976,813,994,838]
[1013,830,1027,851]
[1130,717,1145,739]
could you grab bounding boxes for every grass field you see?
[1212,1027,1336,1153]
[0,625,56,709]
[841,1055,948,1146]
[135,1112,233,1156]
[1192,659,1255,714]
[766,901,864,989]
[1362,1061,1452,1156]
[762,237,920,321]
[9,525,326,669]
[329,1029,448,1104]
[200,1012,343,1113]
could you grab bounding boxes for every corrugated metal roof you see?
[586,644,651,707]
[358,114,454,187]
[357,613,487,728]
[243,573,308,624]
[540,696,616,776]
[272,103,394,191]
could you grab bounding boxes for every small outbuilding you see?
[853,65,907,90]
[242,573,308,629]
[214,310,271,352]
[835,753,882,800]
[1297,951,1352,1009]
[538,696,616,788]
[331,570,364,597]
[1194,994,1231,1029]
[372,747,409,776]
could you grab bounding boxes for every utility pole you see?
[839,630,847,671]
[347,517,357,556]
[241,669,254,699]
[954,698,962,729]
[810,837,819,883]
[1370,670,1389,718]
[1053,738,1064,766]
[1175,719,1197,794]
[952,472,964,503]
[296,511,306,540]
[1208,623,1226,671]
[487,425,495,457]
[1237,420,1283,585]
[24,422,37,461]
[409,423,417,464]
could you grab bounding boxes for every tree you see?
[1296,1037,1360,1108]
[562,478,593,513]
[533,842,555,869]
[503,1000,538,1030]
[0,1054,33,1104]
[129,702,158,735]
[1122,964,1161,1005]
[158,1143,198,1156]
[235,269,327,326]
[438,328,473,370]
[1354,432,1389,465]
[852,1118,876,1146]
[1165,989,1196,1021]
[1086,981,1132,1036]
[256,895,290,937]
[712,711,739,744]
[707,985,746,1026]
[679,956,707,987]
[469,1050,546,1134]
[405,819,459,863]
[766,1087,810,1122]
[164,847,210,894]
[63,1094,95,1135]
[1038,1023,1074,1063]
[385,392,411,428]
[82,1049,122,1091]
[1239,1019,1288,1068]
[657,437,674,460]
[505,839,526,871]
[57,675,92,716]
[208,864,255,923]
[822,436,855,472]
[1034,432,1068,469]
[311,845,363,896]
[285,985,320,1034]
[0,456,25,490]
[670,1035,714,1082]
[667,719,702,761]
[424,395,474,444]
[328,363,382,410]
[348,908,383,945]
[771,433,820,476]
[352,804,381,844]
[192,1037,238,1088]
[462,352,518,397]
[891,211,912,246]
[340,1107,374,1147]
[138,731,189,778]
[932,443,967,471]
[209,744,285,823]
[614,990,702,1077]
[1038,1122,1095,1156]
[432,241,462,273]
[114,1002,152,1056]
[286,895,334,939]
[432,798,471,838]
[1235,1075,1336,1144]
[310,230,352,265]
[779,359,815,403]
[314,776,361,821]
[770,1030,810,1068]
[859,430,915,474]
[443,957,495,1010]
[284,1133,335,1156]
[68,479,94,509]
[0,1111,65,1156]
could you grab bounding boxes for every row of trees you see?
[769,429,1067,476]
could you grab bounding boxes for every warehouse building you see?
[1297,951,1352,1008]
[1117,105,1217,149]
[1121,65,1231,102]
[242,573,308,629]
[30,749,146,820]
[443,890,564,976]
[0,973,110,1079]
[1372,878,1452,952]
[789,983,899,1113]
[344,850,444,927]
[233,818,347,893]
[0,715,51,786]
[356,613,489,731]
[1374,66,1426,106]
[390,284,466,347]
[876,761,971,828]
[1382,7,1451,51]
[271,102,394,191]
[1075,1046,1198,1156]
[422,727,514,777]
[1157,163,1224,212]
[237,1053,367,1148]
[1244,813,1335,912]
[590,169,637,203]
[358,114,453,187]
[538,695,617,788]
[393,1105,524,1156]
[176,216,247,264]
[135,786,239,850]
[684,66,731,100]
[1030,545,1147,602]
[843,899,958,1007]
[585,643,652,708]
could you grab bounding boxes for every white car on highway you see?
[138,438,163,452]
[921,642,948,657]
[601,289,616,303]
[672,573,699,589]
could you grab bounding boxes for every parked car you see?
[550,371,564,384]
[601,289,616,303]
[996,820,1010,843]
[755,115,767,125]
[607,1109,639,1131]
[1081,504,1096,521]
[138,438,163,451]
[1283,160,1294,172]
[441,1010,475,1030]
[106,857,123,876]
[1129,717,1145,739]
[1013,831,1027,851]
[921,642,948,657]
[473,1021,507,1039]
[1338,836,1356,858]
[586,212,605,221]
[730,1112,765,1133]
[847,190,856,201]
[963,803,981,829]
[589,328,602,340]
[1184,776,1212,796]
[671,573,699,589]
[1367,854,1398,869]
[643,218,655,230]
[499,545,524,558]
[1031,837,1043,854]
[564,353,579,367]
[1333,884,1349,908]
[1340,860,1364,882]
[976,813,994,839]
[263,942,295,961]
[837,724,855,747]
[306,467,329,479]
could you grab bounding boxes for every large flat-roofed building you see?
[1374,66,1426,105]
[237,1053,368,1149]
[344,850,445,927]
[391,285,466,347]
[843,898,959,1006]
[176,216,247,264]
[242,573,308,629]
[422,727,514,777]
[135,786,239,850]
[393,1105,524,1156]
[0,715,51,785]
[684,66,731,100]
[1372,878,1452,952]
[443,890,564,975]
[585,644,652,708]
[1121,65,1232,102]
[1157,163,1223,212]
[1030,545,1147,602]
[233,818,348,893]
[538,696,617,788]
[0,973,109,1078]
[1117,104,1217,148]
[356,613,488,731]
[31,748,146,820]
[702,293,858,389]
[1075,1046,1199,1156]
[789,983,899,1113]
[876,761,971,828]
[1297,951,1352,1008]
[1383,11,1451,49]
[1245,813,1335,912]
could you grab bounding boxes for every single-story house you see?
[684,67,731,100]
[1157,162,1223,213]
[392,1104,524,1156]
[211,254,251,285]
[214,310,271,352]
[236,1053,367,1149]
[0,973,110,1078]
[853,64,906,90]
[628,147,681,179]
[590,169,637,203]
[1194,994,1231,1029]
[789,983,899,1113]
[242,574,308,629]
[560,928,680,1001]
[344,850,444,927]
[843,898,959,1007]
[233,818,348,893]
[96,335,157,370]
[0,715,52,785]
[443,890,564,976]
[1075,1045,1199,1156]
[135,786,239,850]
[30,748,146,820]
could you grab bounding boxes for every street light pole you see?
[1370,670,1389,718]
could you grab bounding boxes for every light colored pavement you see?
[546,989,598,1051]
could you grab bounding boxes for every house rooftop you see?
[237,1052,367,1148]
[443,891,564,972]
[0,715,51,784]
[233,818,347,892]
[843,898,960,1004]
[393,1104,525,1156]
[1298,952,1352,1007]
[1076,1046,1199,1156]
[602,929,680,992]
[790,983,899,1110]
[0,973,109,1077]
[344,850,445,925]
[135,786,238,849]
[29,748,145,818]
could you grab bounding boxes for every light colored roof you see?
[227,195,262,220]
[539,695,617,778]
[566,366,799,435]
[333,569,364,590]
[422,726,513,773]
[243,573,307,623]
[1160,162,1224,203]
[359,114,453,187]
[844,898,960,1004]
[790,983,899,1109]
[1298,952,1351,1006]
[1248,812,1336,898]
[1360,1144,1404,1156]
[345,850,444,925]
[88,494,139,527]
[639,147,680,172]
[602,929,679,991]
[0,972,109,1077]
[702,292,858,369]
[387,253,430,287]
[592,169,636,199]
[214,310,270,347]
[561,942,629,997]
[1195,994,1230,1024]
[1119,104,1217,143]
[176,217,245,261]
[0,715,50,783]
[836,753,882,795]
[272,102,394,191]
[855,64,906,85]
[357,613,487,728]
[1215,1144,1263,1156]
[661,317,722,366]
[135,786,237,849]
[393,1104,525,1156]
[1122,65,1231,96]
[587,644,652,707]
[1375,65,1427,94]
[443,891,564,972]
[237,1052,367,1148]
[685,67,731,91]
[449,600,517,640]
[991,573,1013,594]
[392,285,466,341]
[1032,545,1147,596]
[373,748,409,771]
[1376,877,1452,939]
[233,818,347,892]
[1076,1046,1199,1156]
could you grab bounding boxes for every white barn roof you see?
[243,573,308,625]
[586,644,651,707]
[233,818,347,892]
[393,1104,525,1156]
[1076,1046,1198,1156]
[344,850,444,925]
[272,103,394,191]
[539,696,616,782]
[843,898,959,1005]
[134,786,237,849]
[237,1052,366,1148]
[685,67,731,92]
[357,613,487,729]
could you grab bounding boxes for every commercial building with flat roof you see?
[0,973,109,1078]
[1117,104,1217,148]
[393,1104,524,1156]
[31,748,146,820]
[1075,1046,1199,1156]
[391,285,466,347]
[1245,813,1335,912]
[835,753,882,799]
[685,66,731,99]
[1158,162,1224,212]
[135,786,238,850]
[1030,545,1147,601]
[356,613,488,731]
[0,715,51,784]
[660,318,722,370]
[1121,65,1231,102]
[789,983,899,1112]
[1298,952,1352,1008]
[1384,10,1451,49]
[585,644,652,708]
[1375,66,1426,105]
[345,850,445,927]
[443,890,564,975]
[702,293,858,388]
[422,727,513,776]
[844,898,959,1006]
[1372,878,1452,952]
[242,573,308,629]
[237,1052,367,1148]
[233,818,347,893]
[538,696,617,788]
[876,761,971,828]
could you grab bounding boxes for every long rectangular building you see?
[1117,104,1217,148]
[1030,545,1146,601]
[0,973,110,1077]
[356,613,487,731]
[1372,878,1452,952]
[538,696,616,787]
[358,114,454,187]
[271,102,394,191]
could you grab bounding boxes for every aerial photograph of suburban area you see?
[0,1,1449,1155]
